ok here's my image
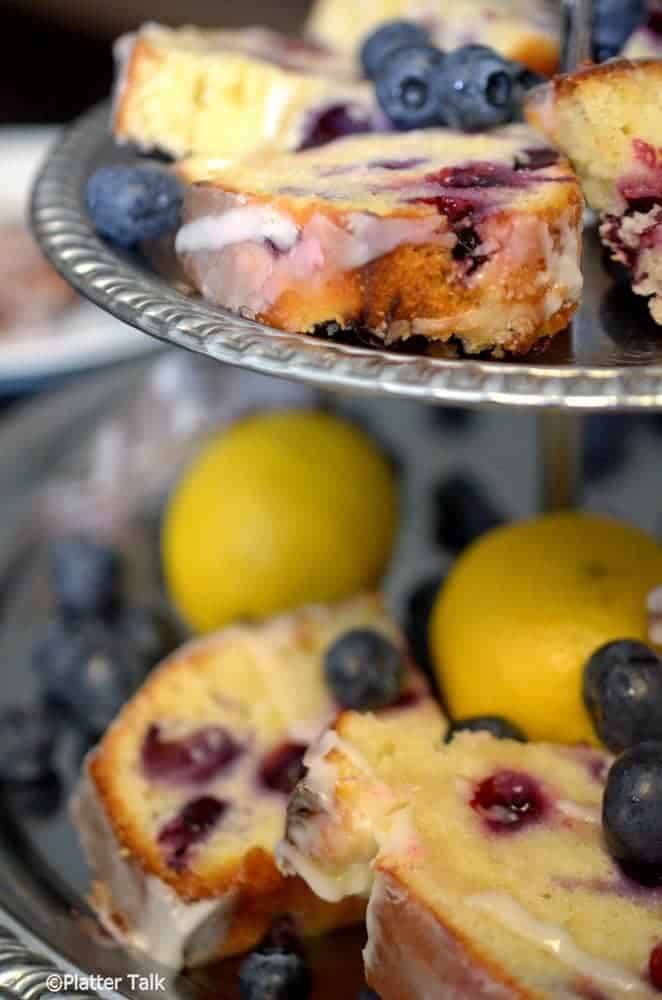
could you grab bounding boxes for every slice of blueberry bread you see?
[526,59,662,324]
[305,0,559,76]
[72,594,441,968]
[113,24,377,160]
[280,715,662,999]
[175,125,582,356]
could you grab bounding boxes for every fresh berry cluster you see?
[360,21,543,132]
[0,536,180,796]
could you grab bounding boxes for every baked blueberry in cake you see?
[280,714,662,999]
[305,0,560,76]
[174,125,582,356]
[526,59,662,325]
[113,24,377,160]
[72,594,442,968]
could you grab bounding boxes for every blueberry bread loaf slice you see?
[72,594,440,968]
[175,125,583,356]
[280,714,662,999]
[526,59,662,324]
[113,24,377,160]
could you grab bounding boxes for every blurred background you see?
[0,1,310,124]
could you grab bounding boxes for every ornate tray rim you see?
[29,102,662,412]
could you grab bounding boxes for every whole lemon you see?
[430,512,662,745]
[162,410,397,633]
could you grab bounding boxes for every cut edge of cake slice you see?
[279,711,662,999]
[112,22,375,160]
[72,593,442,968]
[174,125,583,357]
[526,58,662,324]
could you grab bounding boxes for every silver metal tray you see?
[2,356,662,997]
[30,102,662,412]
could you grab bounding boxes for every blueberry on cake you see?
[305,0,560,76]
[174,125,582,356]
[526,59,662,324]
[280,714,662,999]
[113,24,377,160]
[72,594,441,968]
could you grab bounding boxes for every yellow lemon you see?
[430,512,662,745]
[162,410,397,633]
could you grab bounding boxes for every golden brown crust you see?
[180,183,582,354]
[366,869,533,1000]
[83,595,418,961]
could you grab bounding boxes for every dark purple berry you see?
[471,770,546,833]
[0,705,59,783]
[86,163,184,248]
[119,605,181,671]
[360,20,430,80]
[603,743,662,878]
[259,742,307,795]
[257,915,305,957]
[583,640,662,752]
[50,536,122,623]
[649,942,662,990]
[158,796,228,871]
[404,575,443,693]
[434,474,502,554]
[299,104,373,150]
[592,0,646,62]
[436,45,517,131]
[375,44,446,130]
[446,716,526,743]
[324,629,404,710]
[32,618,146,736]
[142,724,243,784]
[238,950,311,1000]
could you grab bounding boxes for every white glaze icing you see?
[71,767,231,968]
[175,206,300,255]
[467,891,642,993]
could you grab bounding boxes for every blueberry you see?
[0,705,59,783]
[582,415,633,484]
[404,575,443,693]
[357,989,381,1000]
[375,44,446,130]
[360,20,431,80]
[603,742,662,876]
[324,629,404,710]
[3,771,63,819]
[434,474,502,554]
[258,915,305,957]
[50,537,122,623]
[32,618,147,736]
[445,715,526,743]
[85,164,184,248]
[437,45,517,131]
[592,0,646,62]
[238,950,312,1000]
[119,606,181,671]
[511,66,545,121]
[583,640,662,752]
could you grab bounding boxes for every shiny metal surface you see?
[30,99,662,411]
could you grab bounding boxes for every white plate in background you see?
[0,127,158,391]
